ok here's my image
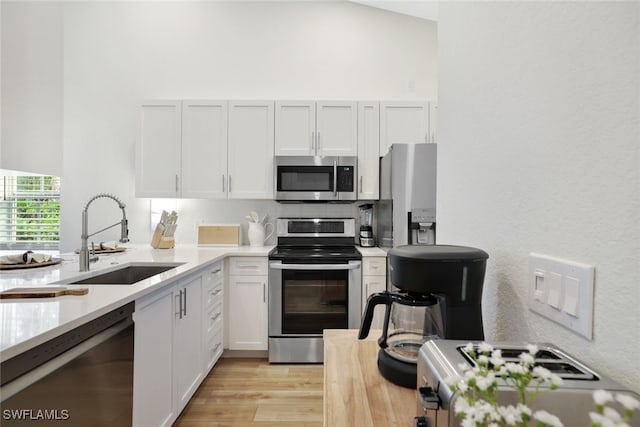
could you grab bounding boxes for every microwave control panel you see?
[336,166,355,192]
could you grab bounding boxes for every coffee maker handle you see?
[358,292,392,340]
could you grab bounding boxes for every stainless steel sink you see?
[68,263,183,285]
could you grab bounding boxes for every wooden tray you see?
[0,258,62,270]
[0,286,89,299]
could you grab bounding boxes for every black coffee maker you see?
[359,245,489,388]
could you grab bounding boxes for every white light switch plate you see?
[528,253,595,340]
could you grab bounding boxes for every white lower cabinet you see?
[362,257,387,330]
[226,257,268,351]
[133,263,223,427]
[174,275,204,410]
[133,285,176,427]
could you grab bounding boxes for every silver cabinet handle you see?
[317,131,321,154]
[359,176,363,194]
[270,262,361,271]
[176,291,182,319]
[222,175,225,192]
[263,283,266,303]
[175,174,179,193]
[228,175,232,193]
[183,288,187,316]
[333,160,338,196]
[311,131,315,153]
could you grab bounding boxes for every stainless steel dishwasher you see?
[1,302,134,426]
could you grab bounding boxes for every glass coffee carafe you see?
[359,291,444,385]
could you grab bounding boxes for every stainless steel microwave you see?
[274,156,357,201]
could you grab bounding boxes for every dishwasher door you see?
[1,304,134,427]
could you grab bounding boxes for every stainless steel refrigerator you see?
[377,143,437,249]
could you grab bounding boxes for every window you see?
[0,176,61,250]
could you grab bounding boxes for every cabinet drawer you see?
[363,257,386,276]
[205,284,223,308]
[206,300,223,336]
[204,264,223,288]
[205,330,223,365]
[228,257,268,275]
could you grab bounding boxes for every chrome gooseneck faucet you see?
[79,193,129,272]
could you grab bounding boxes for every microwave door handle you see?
[333,160,338,196]
[269,262,361,271]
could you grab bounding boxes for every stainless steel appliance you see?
[268,218,362,363]
[415,340,640,427]
[378,143,437,248]
[359,245,489,388]
[358,203,375,247]
[274,156,357,202]
[1,303,134,426]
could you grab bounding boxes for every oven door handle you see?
[269,262,361,271]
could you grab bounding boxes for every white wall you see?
[54,1,437,252]
[1,1,63,176]
[438,2,640,391]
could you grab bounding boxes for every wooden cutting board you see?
[0,287,89,299]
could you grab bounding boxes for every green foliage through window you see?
[0,175,61,250]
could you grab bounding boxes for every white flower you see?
[478,342,494,353]
[490,354,505,368]
[594,389,615,405]
[518,352,535,365]
[526,343,539,356]
[550,373,563,387]
[478,354,490,365]
[534,410,564,427]
[454,396,470,414]
[532,366,553,381]
[475,373,496,391]
[464,342,475,353]
[498,405,522,424]
[590,412,616,427]
[516,403,532,418]
[505,362,526,375]
[616,393,640,411]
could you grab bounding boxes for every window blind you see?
[0,176,61,250]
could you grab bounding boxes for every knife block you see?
[151,224,175,249]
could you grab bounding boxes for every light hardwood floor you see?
[174,358,324,427]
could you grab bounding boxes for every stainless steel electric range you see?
[268,218,362,363]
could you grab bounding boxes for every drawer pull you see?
[418,386,440,411]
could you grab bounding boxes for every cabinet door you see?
[379,101,428,156]
[362,276,387,330]
[136,101,182,198]
[227,101,275,199]
[357,102,380,200]
[133,287,176,427]
[275,101,316,156]
[228,274,268,350]
[181,100,228,199]
[316,101,358,156]
[174,275,204,412]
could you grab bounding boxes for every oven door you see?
[268,261,362,336]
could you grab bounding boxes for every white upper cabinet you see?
[379,101,429,156]
[181,100,228,199]
[136,101,182,198]
[274,101,316,156]
[275,101,357,157]
[227,101,275,199]
[315,101,358,156]
[357,102,380,200]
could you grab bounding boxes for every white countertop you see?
[0,244,385,361]
[0,244,273,360]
